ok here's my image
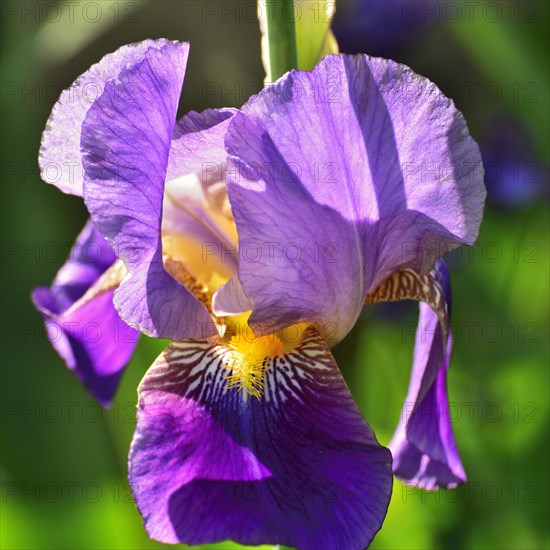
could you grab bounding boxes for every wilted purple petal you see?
[130,328,392,549]
[32,220,138,406]
[390,261,466,489]
[40,39,177,196]
[81,41,216,340]
[220,54,485,342]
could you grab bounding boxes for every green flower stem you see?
[264,0,298,81]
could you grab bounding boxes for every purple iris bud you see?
[35,39,485,549]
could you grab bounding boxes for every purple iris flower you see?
[35,39,485,549]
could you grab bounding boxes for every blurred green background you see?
[1,1,548,549]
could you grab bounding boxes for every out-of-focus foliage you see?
[293,0,338,70]
[1,1,548,549]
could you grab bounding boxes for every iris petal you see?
[40,39,177,196]
[212,275,252,316]
[220,54,485,342]
[167,108,236,180]
[162,109,239,286]
[32,220,138,406]
[391,329,466,489]
[129,327,392,549]
[81,40,216,340]
[368,260,466,489]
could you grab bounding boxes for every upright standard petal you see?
[167,108,237,180]
[82,41,216,340]
[371,261,466,489]
[129,327,392,549]
[40,39,177,195]
[32,220,138,406]
[162,108,239,287]
[220,54,485,342]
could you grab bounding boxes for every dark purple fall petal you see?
[32,220,138,406]
[129,328,392,549]
[81,40,217,341]
[389,260,466,489]
[219,54,485,342]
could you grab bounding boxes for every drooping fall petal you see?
[366,260,465,488]
[387,261,466,489]
[130,327,392,549]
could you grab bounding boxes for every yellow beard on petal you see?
[223,333,285,400]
